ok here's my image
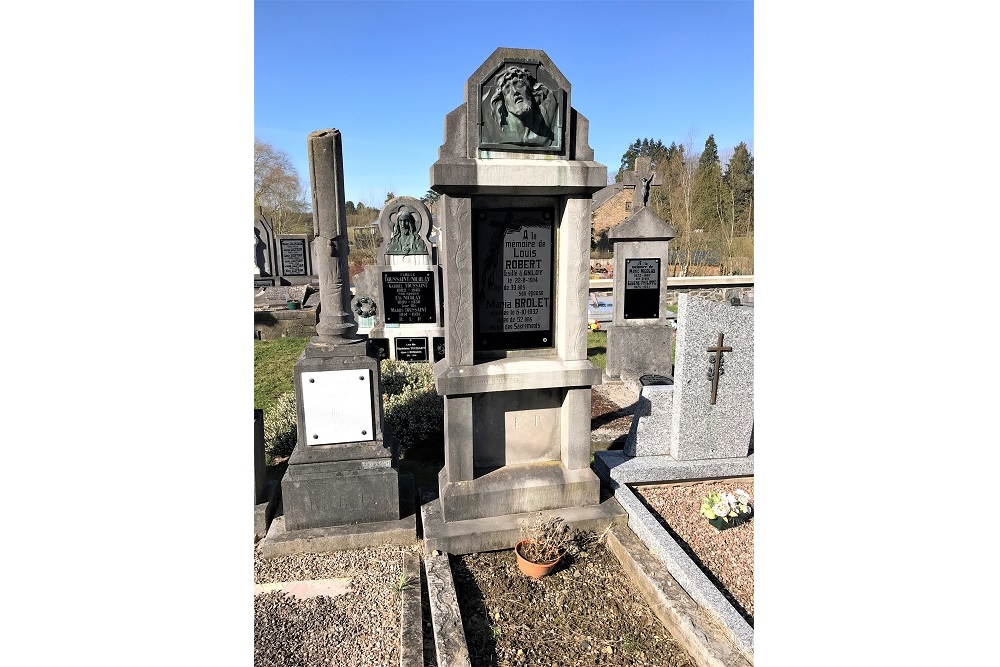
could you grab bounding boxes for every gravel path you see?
[635,480,754,623]
[254,545,417,667]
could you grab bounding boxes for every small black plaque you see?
[368,338,390,361]
[623,258,660,320]
[473,208,554,351]
[433,336,446,362]
[279,238,308,276]
[395,337,428,362]
[382,271,436,324]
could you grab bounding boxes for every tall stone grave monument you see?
[261,129,414,555]
[422,48,626,554]
[351,196,445,362]
[604,157,676,385]
[594,293,754,484]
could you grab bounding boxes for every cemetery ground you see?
[254,333,752,667]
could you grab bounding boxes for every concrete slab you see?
[400,551,424,667]
[253,577,352,599]
[606,524,752,667]
[593,450,753,485]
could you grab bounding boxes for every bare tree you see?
[254,139,309,235]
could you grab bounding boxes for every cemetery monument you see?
[351,196,446,362]
[259,129,415,555]
[604,156,677,385]
[422,47,627,555]
[595,293,754,484]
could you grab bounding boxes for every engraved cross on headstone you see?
[622,157,663,210]
[706,332,733,405]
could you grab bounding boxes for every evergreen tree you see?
[692,134,725,233]
[723,142,754,235]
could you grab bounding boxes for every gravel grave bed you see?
[634,479,754,624]
[254,545,416,667]
[451,531,698,667]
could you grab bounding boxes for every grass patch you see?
[587,330,607,371]
[254,337,309,411]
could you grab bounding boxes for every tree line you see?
[254,136,753,276]
[609,136,754,276]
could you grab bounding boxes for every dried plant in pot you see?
[514,515,572,579]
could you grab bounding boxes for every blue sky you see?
[255,0,753,207]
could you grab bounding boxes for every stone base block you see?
[438,461,600,522]
[623,384,675,457]
[254,480,281,541]
[420,489,628,555]
[281,460,401,530]
[593,450,754,486]
[257,475,417,557]
[606,324,674,383]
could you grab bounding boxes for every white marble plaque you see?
[301,369,375,445]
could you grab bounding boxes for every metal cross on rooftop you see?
[621,157,663,210]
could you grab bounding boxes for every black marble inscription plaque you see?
[368,338,390,361]
[473,208,554,351]
[395,337,428,362]
[382,271,436,324]
[279,238,308,276]
[623,258,660,319]
[433,336,446,362]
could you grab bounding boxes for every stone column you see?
[307,129,358,343]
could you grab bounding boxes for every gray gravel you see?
[254,545,417,667]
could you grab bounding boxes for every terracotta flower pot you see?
[514,539,561,579]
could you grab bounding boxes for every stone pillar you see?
[307,129,359,343]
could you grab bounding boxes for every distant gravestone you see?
[255,216,277,278]
[277,234,313,277]
[351,196,444,362]
[605,199,676,384]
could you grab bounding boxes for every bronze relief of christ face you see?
[479,62,564,153]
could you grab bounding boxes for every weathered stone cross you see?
[622,157,662,210]
[706,332,733,405]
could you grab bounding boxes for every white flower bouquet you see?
[699,489,753,530]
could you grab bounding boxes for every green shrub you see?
[380,360,443,457]
[263,392,297,465]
